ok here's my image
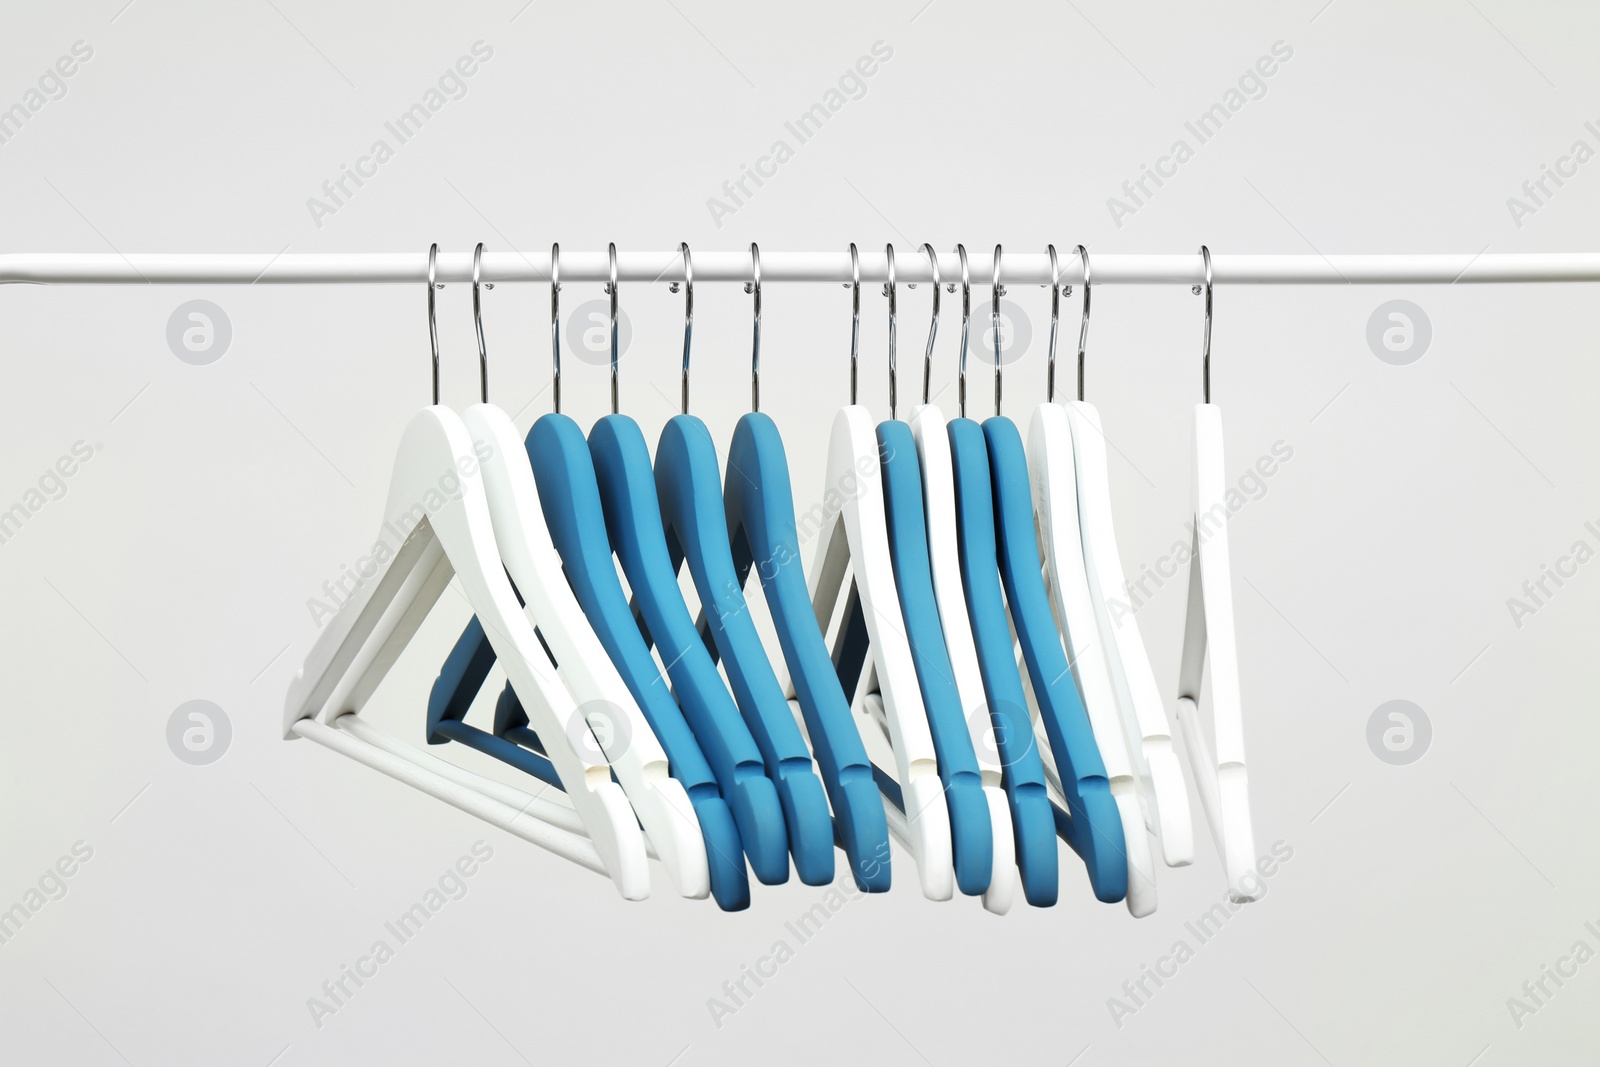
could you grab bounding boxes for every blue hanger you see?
[653,413,835,886]
[984,415,1127,903]
[877,419,993,895]
[584,412,794,886]
[723,410,892,891]
[947,415,1060,907]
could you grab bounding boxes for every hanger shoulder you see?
[910,404,1016,915]
[879,418,993,898]
[654,415,834,886]
[289,406,649,898]
[461,403,708,901]
[945,416,1060,908]
[724,412,891,892]
[1177,402,1258,901]
[811,405,952,901]
[1065,400,1195,868]
[984,415,1127,905]
[1027,403,1156,916]
[584,413,792,886]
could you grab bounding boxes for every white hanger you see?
[805,245,953,901]
[456,244,707,898]
[1025,245,1157,915]
[1062,248,1193,869]
[908,243,1014,915]
[283,246,650,899]
[1176,248,1258,902]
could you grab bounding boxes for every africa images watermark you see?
[705,839,891,1029]
[0,40,94,147]
[1106,838,1295,1029]
[705,41,894,229]
[305,41,495,229]
[305,841,494,1029]
[1106,40,1294,228]
[1504,517,1600,630]
[1505,918,1600,1030]
[1108,440,1294,622]
[0,440,97,548]
[305,438,495,627]
[1505,120,1600,229]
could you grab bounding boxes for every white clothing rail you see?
[2,251,1599,287]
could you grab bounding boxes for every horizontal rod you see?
[3,251,1600,286]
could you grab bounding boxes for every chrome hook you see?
[920,242,940,406]
[549,242,562,414]
[848,242,861,405]
[1076,244,1091,403]
[991,243,1004,417]
[953,243,970,418]
[471,242,493,403]
[746,242,762,411]
[680,242,694,415]
[884,244,898,419]
[1196,244,1213,402]
[606,241,619,415]
[1045,244,1060,403]
[426,242,442,404]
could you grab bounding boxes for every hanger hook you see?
[991,244,1004,418]
[1196,244,1213,403]
[1076,244,1091,403]
[953,243,970,418]
[472,242,493,404]
[745,242,762,412]
[884,244,898,419]
[607,242,619,415]
[848,243,861,406]
[675,243,694,415]
[1045,245,1060,403]
[426,243,441,405]
[920,242,940,406]
[549,243,562,414]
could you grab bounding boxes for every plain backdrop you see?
[1,1,1598,1064]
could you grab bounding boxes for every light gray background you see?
[2,1,1597,1064]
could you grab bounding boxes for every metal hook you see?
[426,243,441,404]
[607,242,619,415]
[920,242,940,406]
[952,244,970,418]
[549,243,562,414]
[991,243,1004,417]
[1196,244,1213,403]
[1045,244,1060,404]
[848,243,861,406]
[884,244,897,419]
[472,242,493,404]
[679,242,694,415]
[1076,244,1091,403]
[746,242,762,411]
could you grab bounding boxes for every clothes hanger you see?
[421,244,710,901]
[651,243,835,886]
[1176,247,1260,902]
[941,244,1060,907]
[513,243,787,890]
[716,244,893,892]
[906,242,1016,915]
[805,242,954,902]
[1026,245,1157,916]
[982,245,1127,904]
[283,244,650,899]
[1063,254,1195,868]
[860,244,993,898]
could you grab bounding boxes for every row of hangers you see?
[283,241,1257,915]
